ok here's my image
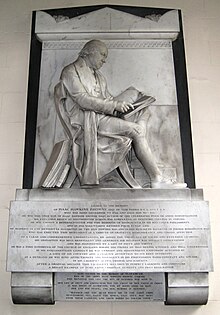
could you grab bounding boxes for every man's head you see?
[79,40,108,70]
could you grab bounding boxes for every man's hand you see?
[115,101,134,113]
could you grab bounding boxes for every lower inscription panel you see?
[54,272,165,301]
[7,200,213,272]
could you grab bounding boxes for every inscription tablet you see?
[7,200,213,272]
[54,272,165,301]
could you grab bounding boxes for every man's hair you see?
[79,40,107,57]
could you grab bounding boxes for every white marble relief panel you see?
[33,40,182,187]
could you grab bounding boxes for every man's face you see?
[88,45,108,70]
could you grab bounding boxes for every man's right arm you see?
[60,67,132,116]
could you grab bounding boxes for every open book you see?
[115,87,156,119]
[120,95,155,119]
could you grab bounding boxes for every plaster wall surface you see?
[0,0,220,314]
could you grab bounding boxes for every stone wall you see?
[0,0,220,314]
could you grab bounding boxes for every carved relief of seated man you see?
[40,39,186,189]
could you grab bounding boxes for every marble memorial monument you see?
[7,5,213,306]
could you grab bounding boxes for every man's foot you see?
[151,177,187,189]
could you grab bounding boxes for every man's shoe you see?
[151,178,187,189]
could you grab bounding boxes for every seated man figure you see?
[42,39,186,189]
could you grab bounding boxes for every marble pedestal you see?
[7,188,212,305]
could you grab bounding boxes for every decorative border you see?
[43,40,172,50]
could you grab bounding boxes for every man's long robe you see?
[57,57,131,185]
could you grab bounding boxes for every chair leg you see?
[117,159,141,188]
